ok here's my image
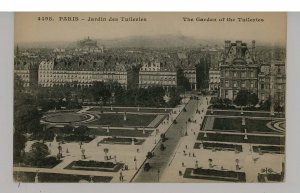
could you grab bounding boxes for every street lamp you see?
[185,121,188,136]
[157,169,160,182]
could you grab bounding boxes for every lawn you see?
[207,110,285,118]
[252,145,285,154]
[212,118,279,134]
[88,107,171,114]
[43,113,89,123]
[197,133,285,145]
[184,168,246,182]
[194,142,243,152]
[86,113,157,127]
[65,160,124,172]
[89,128,153,137]
[99,137,145,145]
[13,172,112,183]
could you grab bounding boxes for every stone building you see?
[208,48,222,91]
[219,40,258,100]
[38,58,130,88]
[14,57,39,88]
[139,59,177,89]
[258,60,286,106]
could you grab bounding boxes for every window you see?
[241,81,246,88]
[225,81,229,87]
[250,81,254,88]
[250,71,255,78]
[241,72,246,78]
[225,71,229,77]
[233,81,237,87]
[261,93,265,100]
[261,84,265,89]
[233,72,237,77]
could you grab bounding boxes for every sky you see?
[15,12,286,46]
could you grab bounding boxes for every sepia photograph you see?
[13,12,286,183]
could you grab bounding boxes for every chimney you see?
[252,40,256,60]
[236,40,242,57]
[224,40,231,55]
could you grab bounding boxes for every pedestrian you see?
[189,152,191,157]
[119,172,123,182]
[137,148,139,153]
[193,152,195,157]
[185,145,188,149]
[182,162,184,167]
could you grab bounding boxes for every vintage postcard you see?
[13,12,286,183]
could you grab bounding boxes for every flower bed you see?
[15,156,62,169]
[184,168,246,182]
[194,142,243,152]
[257,173,283,182]
[197,133,285,145]
[65,160,123,172]
[252,145,285,154]
[13,171,112,183]
[99,137,145,145]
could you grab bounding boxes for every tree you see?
[14,104,42,134]
[13,132,27,163]
[74,125,90,141]
[14,74,25,93]
[24,142,49,166]
[249,93,259,106]
[62,124,74,134]
[91,81,111,105]
[234,90,250,107]
[177,68,191,92]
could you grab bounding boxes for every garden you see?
[86,113,158,127]
[184,168,246,182]
[13,171,112,183]
[194,142,243,152]
[88,107,172,114]
[197,133,285,145]
[212,118,279,134]
[99,137,145,145]
[65,160,124,172]
[42,113,90,123]
[252,145,285,154]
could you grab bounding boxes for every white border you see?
[1,0,300,11]
[1,12,300,193]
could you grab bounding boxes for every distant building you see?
[208,49,222,91]
[258,60,286,106]
[75,37,103,53]
[139,60,177,89]
[14,57,39,88]
[219,40,258,100]
[38,59,130,88]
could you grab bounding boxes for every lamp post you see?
[185,121,188,136]
[157,169,160,182]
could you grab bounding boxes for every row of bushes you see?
[191,168,246,182]
[73,160,116,168]
[194,142,243,152]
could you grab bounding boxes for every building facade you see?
[14,57,39,88]
[139,60,177,89]
[219,40,258,100]
[258,60,286,106]
[38,59,129,88]
[208,49,221,91]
